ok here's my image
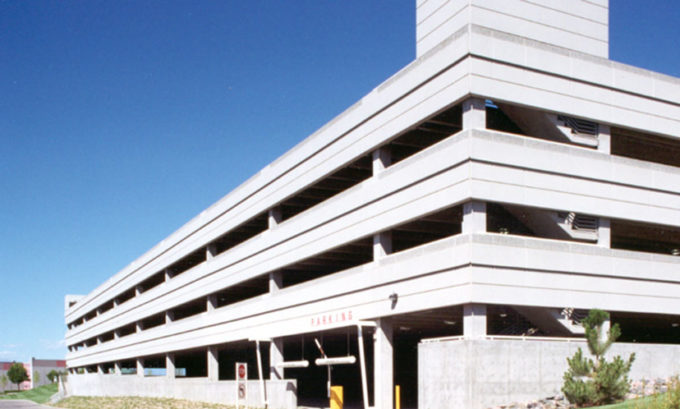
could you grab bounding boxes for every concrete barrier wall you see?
[418,338,680,409]
[64,374,297,409]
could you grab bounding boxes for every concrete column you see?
[114,362,121,375]
[136,358,144,377]
[165,310,174,324]
[373,231,393,260]
[463,304,487,339]
[164,269,172,282]
[462,97,486,129]
[269,207,282,229]
[374,318,394,409]
[372,146,391,176]
[598,217,611,248]
[207,294,218,312]
[598,124,611,154]
[166,353,175,379]
[270,338,284,380]
[462,201,487,234]
[136,321,144,333]
[135,285,143,296]
[269,271,283,293]
[113,298,119,308]
[114,329,121,339]
[97,364,104,374]
[206,244,217,260]
[207,347,219,381]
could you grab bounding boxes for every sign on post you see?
[235,362,248,409]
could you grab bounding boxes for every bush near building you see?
[562,309,635,407]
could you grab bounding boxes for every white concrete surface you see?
[65,374,297,409]
[416,0,609,58]
[419,337,678,409]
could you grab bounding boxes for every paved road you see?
[0,401,51,408]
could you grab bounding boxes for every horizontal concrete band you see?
[65,25,680,325]
[66,129,680,349]
[417,1,608,58]
[68,233,680,367]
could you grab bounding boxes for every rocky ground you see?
[487,377,675,409]
[53,396,239,409]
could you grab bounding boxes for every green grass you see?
[0,383,58,404]
[590,394,670,409]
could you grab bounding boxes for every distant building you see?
[31,358,66,389]
[64,1,680,408]
[0,362,30,392]
[0,359,64,392]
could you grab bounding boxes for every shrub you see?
[47,370,60,383]
[7,362,29,391]
[562,309,635,407]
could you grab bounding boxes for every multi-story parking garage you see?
[64,1,680,408]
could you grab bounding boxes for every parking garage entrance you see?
[281,327,370,409]
[254,306,464,409]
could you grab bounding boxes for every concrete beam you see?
[372,146,391,176]
[269,207,282,229]
[206,244,217,260]
[136,358,144,377]
[207,294,217,312]
[270,337,284,380]
[463,303,487,339]
[373,231,393,260]
[462,98,486,130]
[269,271,283,293]
[166,353,175,379]
[462,201,487,234]
[207,347,219,382]
[598,217,611,248]
[374,318,394,409]
[598,124,611,154]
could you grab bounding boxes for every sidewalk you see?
[0,400,53,408]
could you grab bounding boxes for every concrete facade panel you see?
[419,339,680,409]
[65,375,296,409]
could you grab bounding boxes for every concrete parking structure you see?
[64,1,680,408]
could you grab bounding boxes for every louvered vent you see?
[572,214,598,231]
[557,115,599,136]
[558,212,599,232]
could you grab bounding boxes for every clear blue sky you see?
[0,1,678,363]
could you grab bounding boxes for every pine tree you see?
[562,309,635,407]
